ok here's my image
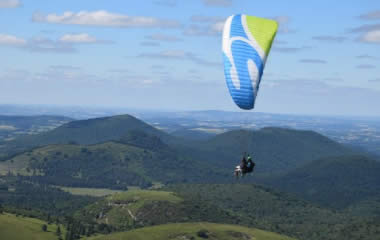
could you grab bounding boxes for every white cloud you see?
[191,15,225,23]
[0,0,21,8]
[356,54,377,60]
[257,79,380,116]
[184,23,223,36]
[0,34,74,53]
[0,34,26,46]
[49,65,82,71]
[184,15,225,37]
[356,64,376,69]
[360,30,380,44]
[273,16,295,34]
[141,50,188,58]
[210,21,224,32]
[359,10,380,20]
[138,50,220,67]
[145,33,182,42]
[299,59,327,64]
[59,33,98,43]
[32,10,180,28]
[202,0,232,7]
[140,41,161,47]
[323,77,343,82]
[312,35,346,43]
[1,33,109,53]
[272,46,311,53]
[26,37,76,53]
[349,23,380,33]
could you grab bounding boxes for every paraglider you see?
[222,14,278,110]
[223,14,277,177]
[234,153,255,178]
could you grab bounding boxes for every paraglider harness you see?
[246,156,255,173]
[234,154,255,177]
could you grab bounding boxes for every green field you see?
[59,186,126,197]
[110,190,182,202]
[108,190,183,213]
[86,222,295,240]
[0,213,65,240]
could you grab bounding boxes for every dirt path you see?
[127,208,137,221]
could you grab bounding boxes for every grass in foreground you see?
[0,213,65,240]
[86,222,295,240]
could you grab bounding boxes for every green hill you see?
[344,195,380,217]
[0,213,65,240]
[0,132,223,189]
[0,177,96,218]
[1,115,355,178]
[165,183,380,240]
[87,222,295,240]
[0,115,173,160]
[74,189,241,233]
[258,155,380,209]
[188,127,353,173]
[170,128,216,140]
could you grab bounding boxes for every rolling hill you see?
[258,155,380,209]
[0,213,65,240]
[0,131,225,189]
[0,115,175,160]
[0,114,361,189]
[165,183,380,240]
[166,183,344,240]
[170,128,217,140]
[73,190,239,232]
[187,127,354,173]
[86,222,295,240]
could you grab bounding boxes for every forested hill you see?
[0,131,225,189]
[186,127,354,173]
[0,114,358,179]
[258,155,380,208]
[0,114,175,160]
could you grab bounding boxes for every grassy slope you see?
[109,190,183,213]
[0,213,65,240]
[59,187,127,197]
[75,190,184,230]
[87,222,295,240]
[74,189,240,232]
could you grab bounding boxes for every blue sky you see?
[0,0,379,116]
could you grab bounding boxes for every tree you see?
[42,224,48,232]
[56,225,62,237]
[86,224,94,237]
[197,229,209,239]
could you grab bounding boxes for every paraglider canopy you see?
[222,14,278,110]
